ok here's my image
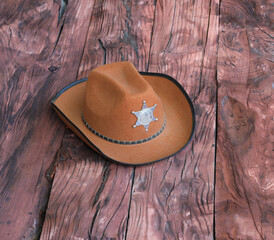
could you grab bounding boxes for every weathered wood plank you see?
[216,0,274,239]
[40,131,133,240]
[77,0,156,78]
[0,0,95,239]
[40,0,156,239]
[126,0,220,239]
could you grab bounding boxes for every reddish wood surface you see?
[216,0,274,239]
[0,0,95,239]
[126,0,219,238]
[0,0,272,239]
[40,131,134,239]
[41,0,155,239]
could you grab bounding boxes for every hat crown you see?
[83,62,165,141]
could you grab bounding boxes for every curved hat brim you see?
[52,72,195,165]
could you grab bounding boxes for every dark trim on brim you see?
[52,77,88,104]
[51,72,196,166]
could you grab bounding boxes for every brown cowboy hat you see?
[52,62,195,165]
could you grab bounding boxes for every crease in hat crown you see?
[82,62,166,143]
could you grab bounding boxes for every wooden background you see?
[0,0,273,239]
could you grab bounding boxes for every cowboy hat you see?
[52,62,195,165]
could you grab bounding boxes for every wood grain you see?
[41,0,156,239]
[40,131,133,240]
[2,0,271,238]
[216,0,274,239]
[126,0,220,239]
[0,0,95,239]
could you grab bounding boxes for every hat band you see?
[81,112,166,145]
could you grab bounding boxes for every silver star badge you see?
[132,101,158,132]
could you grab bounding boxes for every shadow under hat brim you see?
[52,72,195,165]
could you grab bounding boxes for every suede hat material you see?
[52,62,195,165]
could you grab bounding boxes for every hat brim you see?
[52,72,195,165]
